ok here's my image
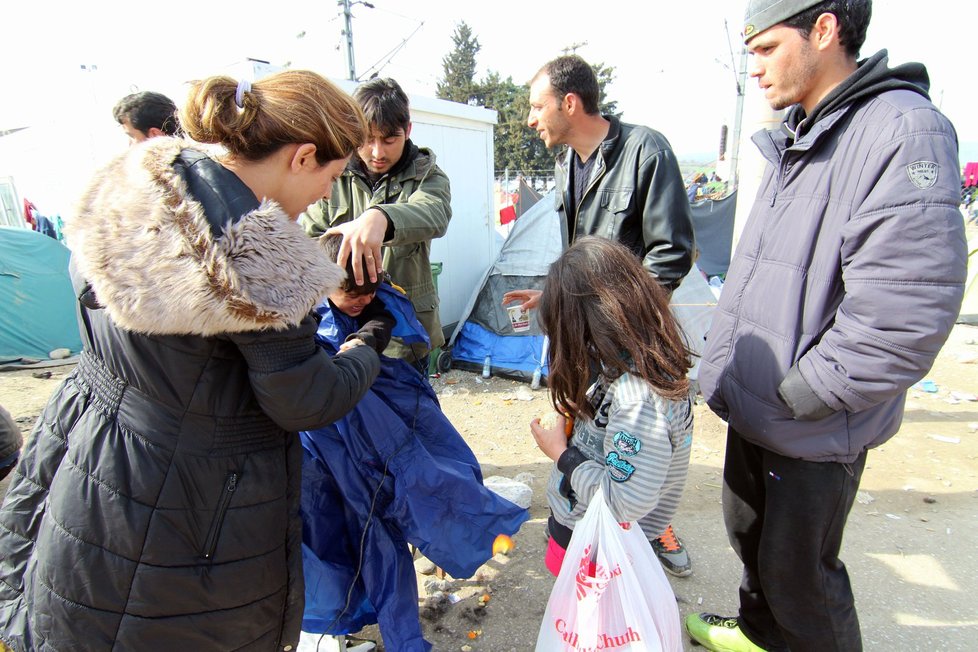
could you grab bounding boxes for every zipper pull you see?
[226,472,238,492]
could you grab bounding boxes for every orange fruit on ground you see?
[492,534,514,555]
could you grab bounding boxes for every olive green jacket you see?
[301,144,451,358]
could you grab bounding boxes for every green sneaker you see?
[684,613,767,652]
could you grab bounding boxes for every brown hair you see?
[353,77,410,137]
[532,55,600,115]
[539,236,692,420]
[113,91,180,136]
[180,70,367,164]
[319,234,381,295]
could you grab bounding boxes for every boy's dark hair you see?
[784,0,872,58]
[112,91,180,136]
[533,55,600,115]
[539,236,692,421]
[320,234,381,295]
[353,78,410,137]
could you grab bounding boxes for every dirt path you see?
[2,324,976,651]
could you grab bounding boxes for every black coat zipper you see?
[202,471,238,560]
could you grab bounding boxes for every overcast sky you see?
[1,1,974,159]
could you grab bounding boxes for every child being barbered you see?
[529,236,694,575]
[321,233,394,354]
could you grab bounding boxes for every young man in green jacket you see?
[301,78,452,373]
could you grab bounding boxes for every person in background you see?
[687,172,708,203]
[301,78,452,376]
[0,70,380,652]
[112,90,180,143]
[691,1,967,650]
[507,54,697,578]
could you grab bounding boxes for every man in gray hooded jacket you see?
[690,1,967,650]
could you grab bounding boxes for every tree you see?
[436,27,620,176]
[436,22,480,104]
[478,72,554,175]
[590,61,622,118]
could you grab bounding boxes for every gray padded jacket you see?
[699,51,967,463]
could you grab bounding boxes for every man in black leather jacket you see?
[529,55,694,291]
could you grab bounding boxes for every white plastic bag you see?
[535,487,681,651]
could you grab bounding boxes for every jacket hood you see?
[66,137,345,336]
[787,49,930,138]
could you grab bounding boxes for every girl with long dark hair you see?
[529,236,694,575]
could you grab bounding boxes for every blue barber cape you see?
[300,284,528,651]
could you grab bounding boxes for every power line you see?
[357,21,426,81]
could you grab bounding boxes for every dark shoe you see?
[684,613,768,651]
[651,524,692,577]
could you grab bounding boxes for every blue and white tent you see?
[448,192,563,382]
[0,226,82,364]
[448,192,723,383]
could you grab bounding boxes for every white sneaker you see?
[297,632,343,652]
[346,641,377,652]
[296,632,376,652]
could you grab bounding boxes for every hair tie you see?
[234,79,252,109]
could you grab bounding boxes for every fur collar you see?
[66,138,344,336]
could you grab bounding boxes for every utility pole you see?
[340,0,356,81]
[720,20,751,188]
[339,0,375,81]
[729,46,748,188]
[561,41,588,55]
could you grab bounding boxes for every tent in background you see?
[509,176,543,219]
[690,191,737,278]
[450,192,562,381]
[449,192,725,383]
[495,176,544,232]
[0,226,82,364]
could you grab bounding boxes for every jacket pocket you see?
[201,470,239,560]
[598,189,633,238]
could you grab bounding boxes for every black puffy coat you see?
[0,139,379,651]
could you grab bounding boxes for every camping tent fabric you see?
[689,191,737,277]
[512,176,542,218]
[450,190,725,382]
[669,264,720,382]
[451,191,564,380]
[0,226,82,362]
[300,285,529,650]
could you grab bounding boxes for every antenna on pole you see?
[339,0,375,81]
[561,41,588,55]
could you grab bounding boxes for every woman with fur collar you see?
[0,71,381,652]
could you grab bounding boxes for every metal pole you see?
[341,0,356,81]
[729,46,748,188]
